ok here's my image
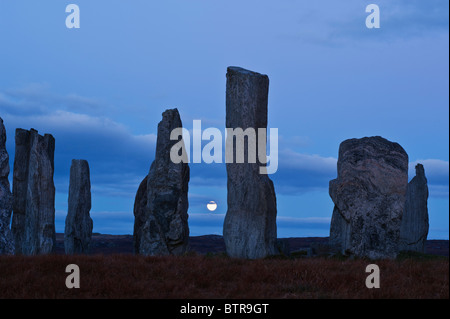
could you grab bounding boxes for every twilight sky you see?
[0,0,448,238]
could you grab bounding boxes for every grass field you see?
[0,253,448,299]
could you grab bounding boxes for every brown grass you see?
[0,254,448,299]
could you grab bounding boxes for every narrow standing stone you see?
[399,164,429,253]
[223,66,278,259]
[0,117,14,255]
[65,159,93,254]
[11,128,56,255]
[138,108,190,256]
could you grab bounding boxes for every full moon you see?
[207,201,217,212]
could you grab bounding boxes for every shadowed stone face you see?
[223,66,278,259]
[133,175,148,254]
[329,136,409,259]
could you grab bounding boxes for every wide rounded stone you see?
[329,136,409,259]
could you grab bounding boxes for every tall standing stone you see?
[11,128,56,255]
[138,108,190,256]
[329,136,409,259]
[399,164,429,253]
[0,118,14,255]
[65,159,93,254]
[223,66,278,259]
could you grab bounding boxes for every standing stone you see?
[65,159,93,254]
[0,118,14,255]
[11,128,56,255]
[133,175,148,254]
[223,66,278,259]
[138,108,190,256]
[399,164,429,253]
[329,136,408,259]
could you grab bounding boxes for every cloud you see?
[293,0,449,46]
[383,0,449,33]
[62,94,106,113]
[279,149,337,173]
[272,150,449,198]
[428,185,449,199]
[4,101,447,203]
[0,85,49,116]
[2,83,447,237]
[0,84,108,116]
[272,149,337,195]
[189,164,227,187]
[283,135,313,149]
[2,109,157,201]
[184,148,338,196]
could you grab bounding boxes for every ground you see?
[0,234,448,299]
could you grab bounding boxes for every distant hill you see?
[54,233,449,256]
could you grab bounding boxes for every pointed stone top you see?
[158,108,182,135]
[153,108,185,169]
[162,108,179,116]
[161,108,181,126]
[415,163,425,178]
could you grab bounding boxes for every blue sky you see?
[0,0,448,238]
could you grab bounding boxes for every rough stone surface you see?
[133,175,148,254]
[138,109,190,256]
[223,66,278,259]
[65,159,93,254]
[399,164,429,253]
[11,128,56,255]
[0,118,14,255]
[329,136,409,259]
